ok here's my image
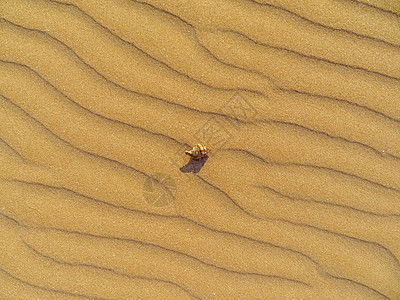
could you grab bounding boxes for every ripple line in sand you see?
[0,94,178,202]
[255,184,400,218]
[196,172,400,268]
[249,0,400,49]
[18,235,202,300]
[0,268,101,300]
[4,53,399,194]
[133,0,400,80]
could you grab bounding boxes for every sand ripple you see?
[0,0,399,299]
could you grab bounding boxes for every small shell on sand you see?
[185,144,209,159]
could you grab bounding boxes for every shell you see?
[185,144,209,159]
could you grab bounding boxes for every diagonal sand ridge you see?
[0,0,399,299]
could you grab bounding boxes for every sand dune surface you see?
[1,0,400,299]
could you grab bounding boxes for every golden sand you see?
[0,0,399,299]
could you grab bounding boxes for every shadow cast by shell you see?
[180,156,208,174]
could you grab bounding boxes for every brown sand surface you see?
[1,0,400,299]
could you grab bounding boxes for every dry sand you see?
[1,0,400,299]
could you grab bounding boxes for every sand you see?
[0,0,400,299]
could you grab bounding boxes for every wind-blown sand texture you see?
[1,0,400,299]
